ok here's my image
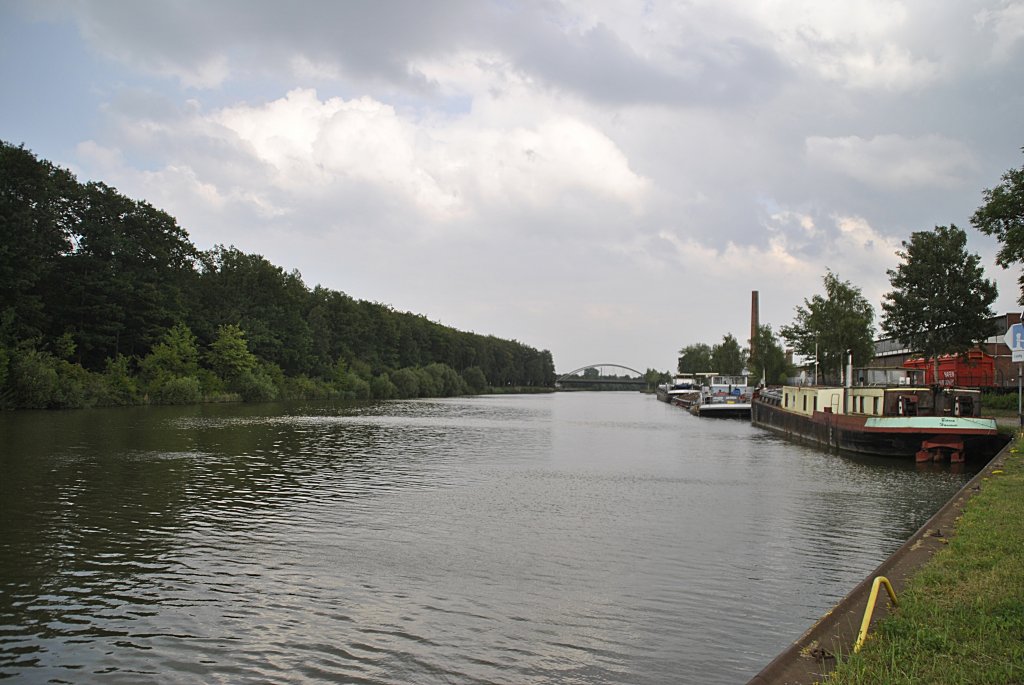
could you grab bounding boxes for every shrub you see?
[281,374,335,400]
[151,375,202,405]
[0,346,9,393]
[237,370,279,402]
[461,366,488,394]
[413,367,438,397]
[370,373,398,399]
[335,370,371,399]
[9,348,59,408]
[99,355,138,406]
[195,368,226,397]
[425,362,467,396]
[391,367,420,399]
[52,359,90,409]
[983,391,1019,411]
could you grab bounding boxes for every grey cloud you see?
[65,0,790,107]
[504,20,791,106]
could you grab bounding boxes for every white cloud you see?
[743,0,943,90]
[208,88,648,222]
[975,2,1024,61]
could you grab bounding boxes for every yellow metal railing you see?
[854,576,899,653]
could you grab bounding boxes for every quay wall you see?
[746,437,1015,685]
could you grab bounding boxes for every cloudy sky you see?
[2,1,1023,374]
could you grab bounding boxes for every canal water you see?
[0,392,973,684]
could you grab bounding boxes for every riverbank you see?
[748,434,1021,684]
[825,433,1024,683]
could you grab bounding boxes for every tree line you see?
[673,149,1024,385]
[0,141,556,409]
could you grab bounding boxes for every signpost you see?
[1006,323,1024,426]
[1004,323,1024,362]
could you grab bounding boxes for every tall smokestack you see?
[750,290,760,366]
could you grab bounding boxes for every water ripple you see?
[0,395,975,683]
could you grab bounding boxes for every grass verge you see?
[826,437,1024,684]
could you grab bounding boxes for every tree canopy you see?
[971,149,1024,304]
[711,333,745,375]
[748,324,791,385]
[0,141,556,409]
[779,270,875,381]
[677,343,712,373]
[881,224,997,376]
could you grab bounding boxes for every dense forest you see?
[0,141,556,409]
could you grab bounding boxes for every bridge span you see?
[555,364,647,390]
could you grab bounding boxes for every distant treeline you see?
[0,141,555,409]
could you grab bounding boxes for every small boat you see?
[751,372,1004,462]
[689,374,753,418]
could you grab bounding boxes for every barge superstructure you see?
[752,378,1002,462]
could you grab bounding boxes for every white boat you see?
[689,374,753,418]
[657,374,700,403]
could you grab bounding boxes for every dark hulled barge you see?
[751,381,1004,463]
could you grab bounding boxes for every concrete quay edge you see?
[746,437,1016,685]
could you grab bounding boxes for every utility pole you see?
[814,341,819,386]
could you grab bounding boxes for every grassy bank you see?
[827,436,1024,684]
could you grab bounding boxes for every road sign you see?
[1006,323,1024,362]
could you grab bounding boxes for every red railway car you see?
[902,350,995,388]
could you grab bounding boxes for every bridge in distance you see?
[555,364,647,390]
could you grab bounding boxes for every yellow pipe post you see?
[854,576,899,653]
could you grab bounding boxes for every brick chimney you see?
[750,290,760,365]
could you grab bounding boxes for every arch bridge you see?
[555,364,648,390]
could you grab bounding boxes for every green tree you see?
[370,373,399,399]
[55,182,196,368]
[677,343,712,373]
[780,271,875,382]
[711,334,745,375]
[748,324,790,385]
[8,347,59,408]
[0,143,76,343]
[881,225,998,382]
[391,367,421,398]
[139,323,200,394]
[644,368,671,391]
[193,246,311,374]
[971,150,1024,304]
[424,362,467,396]
[461,366,488,394]
[100,354,138,405]
[230,365,277,402]
[0,141,563,408]
[208,324,258,384]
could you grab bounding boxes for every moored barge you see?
[689,374,753,418]
[751,381,1003,462]
[657,374,700,403]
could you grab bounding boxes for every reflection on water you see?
[0,394,974,683]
